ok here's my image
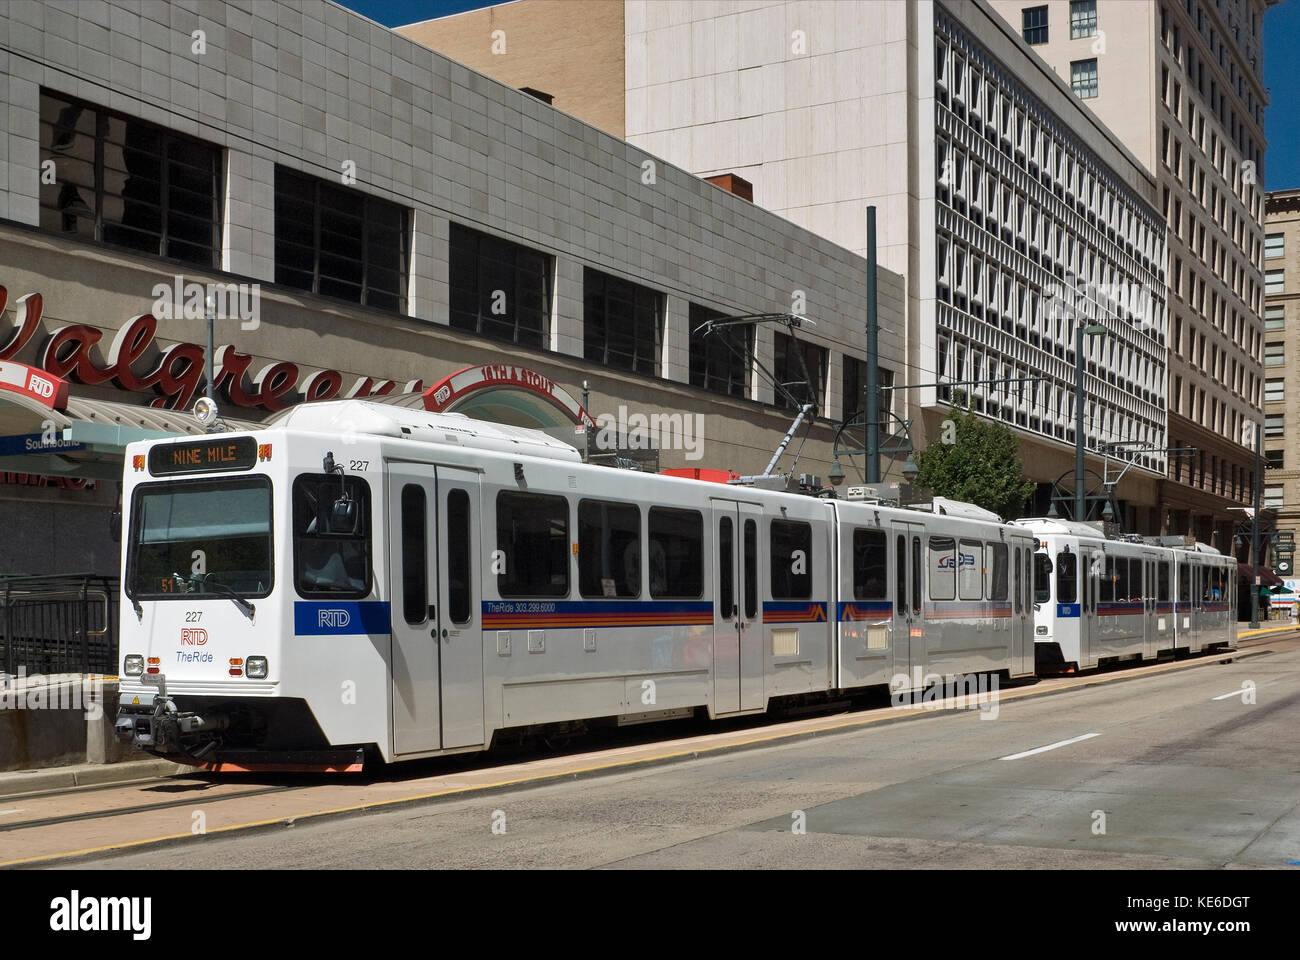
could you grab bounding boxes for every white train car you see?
[1012,518,1236,672]
[115,399,1040,769]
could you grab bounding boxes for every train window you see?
[292,474,372,600]
[718,517,735,618]
[929,537,956,600]
[912,536,922,612]
[1178,563,1190,603]
[400,485,427,625]
[771,520,813,599]
[1132,559,1144,600]
[1033,552,1053,604]
[1100,556,1114,603]
[958,539,983,600]
[988,543,1009,601]
[447,489,472,624]
[1158,561,1170,602]
[497,491,569,598]
[1056,550,1077,604]
[744,519,758,619]
[853,529,888,600]
[1114,556,1130,601]
[649,507,704,599]
[895,535,907,614]
[1025,549,1033,609]
[578,500,641,599]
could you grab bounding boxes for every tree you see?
[914,405,1037,519]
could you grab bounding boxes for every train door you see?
[389,465,440,755]
[1078,545,1098,667]
[434,467,484,749]
[711,499,763,714]
[890,521,924,688]
[1010,542,1031,677]
[388,463,484,756]
[1142,551,1159,660]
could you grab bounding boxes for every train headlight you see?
[123,654,144,676]
[1036,626,1048,636]
[245,656,269,679]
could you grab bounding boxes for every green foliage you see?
[915,406,1037,519]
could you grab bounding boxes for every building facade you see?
[0,0,903,576]
[405,0,1176,530]
[986,0,1272,549]
[1263,188,1300,571]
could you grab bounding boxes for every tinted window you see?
[1056,551,1078,604]
[744,519,758,619]
[958,539,983,600]
[400,485,427,625]
[292,474,371,599]
[771,519,813,599]
[447,489,472,624]
[1034,552,1053,604]
[649,507,703,599]
[497,492,569,598]
[578,500,641,598]
[719,516,734,618]
[853,529,888,600]
[989,542,1008,601]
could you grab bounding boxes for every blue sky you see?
[342,0,1300,189]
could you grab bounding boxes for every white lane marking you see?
[1212,689,1249,701]
[0,810,25,816]
[1001,733,1100,760]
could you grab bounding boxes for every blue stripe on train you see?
[1056,603,1081,618]
[294,601,392,635]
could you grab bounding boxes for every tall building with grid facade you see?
[1263,188,1300,573]
[987,0,1274,548]
[405,0,1176,529]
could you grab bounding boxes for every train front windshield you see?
[127,477,273,598]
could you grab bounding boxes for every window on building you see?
[1070,0,1098,38]
[1071,59,1099,99]
[1266,269,1285,294]
[842,358,895,424]
[584,269,663,376]
[448,223,551,348]
[1264,485,1285,509]
[1265,342,1286,366]
[38,89,221,267]
[1266,379,1285,404]
[773,332,828,412]
[1266,449,1284,470]
[689,303,752,398]
[1265,233,1284,258]
[1022,5,1049,44]
[1266,413,1284,437]
[275,166,408,313]
[1266,304,1285,330]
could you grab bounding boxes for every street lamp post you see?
[1074,322,1107,522]
[1251,418,1263,630]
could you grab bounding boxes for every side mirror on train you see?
[330,497,358,533]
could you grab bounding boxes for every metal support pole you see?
[204,295,216,403]
[1075,324,1086,523]
[865,206,880,484]
[1251,419,1262,629]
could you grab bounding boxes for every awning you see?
[0,382,263,480]
[1236,563,1285,587]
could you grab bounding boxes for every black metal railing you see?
[0,574,118,676]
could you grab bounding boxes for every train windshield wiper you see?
[173,572,256,620]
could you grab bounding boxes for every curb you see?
[0,759,191,800]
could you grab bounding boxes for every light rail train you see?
[114,399,1236,769]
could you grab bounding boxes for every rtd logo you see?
[180,628,208,645]
[27,373,55,398]
[318,609,351,629]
